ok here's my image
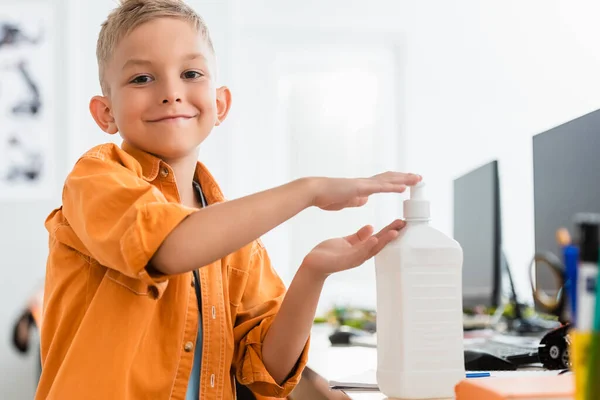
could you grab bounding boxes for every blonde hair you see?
[96,0,214,93]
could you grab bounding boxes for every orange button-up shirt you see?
[37,143,308,400]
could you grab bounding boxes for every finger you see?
[355,197,369,207]
[344,225,374,245]
[374,172,422,186]
[363,172,422,194]
[370,229,400,255]
[374,219,405,239]
[356,180,407,197]
[350,229,399,266]
[344,219,403,252]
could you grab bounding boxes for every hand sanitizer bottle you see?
[375,182,465,399]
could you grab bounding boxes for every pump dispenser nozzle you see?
[410,181,426,200]
[404,182,430,221]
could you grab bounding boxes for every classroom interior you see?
[1,1,600,399]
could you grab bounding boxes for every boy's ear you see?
[89,96,118,134]
[215,86,232,126]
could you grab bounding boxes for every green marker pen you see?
[584,248,600,400]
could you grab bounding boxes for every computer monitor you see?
[533,109,600,299]
[453,160,502,310]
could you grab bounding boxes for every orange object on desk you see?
[455,374,574,400]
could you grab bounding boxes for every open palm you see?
[301,219,405,278]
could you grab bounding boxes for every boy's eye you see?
[182,70,203,80]
[130,75,153,84]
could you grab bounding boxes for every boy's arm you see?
[261,267,325,384]
[231,242,307,398]
[150,178,314,274]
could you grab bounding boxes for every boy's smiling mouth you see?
[148,114,198,123]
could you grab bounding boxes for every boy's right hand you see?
[310,172,422,211]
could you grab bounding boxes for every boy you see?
[36,0,421,399]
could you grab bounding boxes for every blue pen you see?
[564,244,580,326]
[466,372,491,378]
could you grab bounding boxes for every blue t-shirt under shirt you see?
[185,273,203,400]
[185,182,206,400]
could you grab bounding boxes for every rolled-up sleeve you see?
[62,153,196,296]
[233,242,310,398]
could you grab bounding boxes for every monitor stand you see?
[501,251,559,335]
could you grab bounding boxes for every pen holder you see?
[571,330,600,400]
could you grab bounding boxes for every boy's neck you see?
[163,149,202,209]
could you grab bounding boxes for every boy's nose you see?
[160,80,183,104]
[162,96,182,104]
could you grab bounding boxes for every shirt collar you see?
[121,141,225,204]
[121,141,162,181]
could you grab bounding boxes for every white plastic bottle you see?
[374,182,465,399]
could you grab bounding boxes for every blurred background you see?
[2,0,600,397]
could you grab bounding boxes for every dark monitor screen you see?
[533,109,600,296]
[453,160,501,309]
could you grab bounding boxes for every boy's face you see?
[90,18,230,161]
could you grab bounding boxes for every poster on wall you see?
[0,3,54,200]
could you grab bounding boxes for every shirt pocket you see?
[226,265,249,307]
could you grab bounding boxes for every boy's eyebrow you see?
[183,53,208,62]
[122,59,153,71]
[122,53,208,71]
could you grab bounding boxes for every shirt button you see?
[160,167,169,178]
[184,341,194,352]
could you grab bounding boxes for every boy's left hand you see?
[300,219,405,279]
